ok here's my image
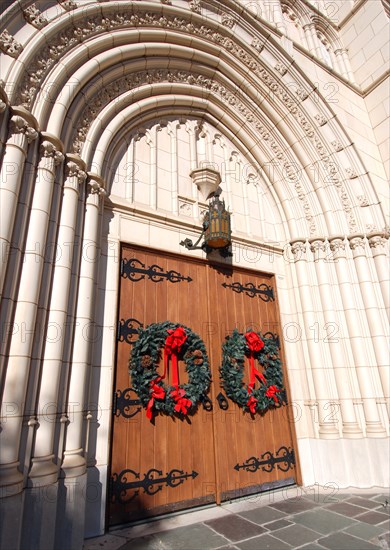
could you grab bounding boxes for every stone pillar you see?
[348,235,389,402]
[303,23,316,55]
[29,157,87,487]
[0,135,64,496]
[291,239,339,438]
[329,237,386,436]
[0,107,38,296]
[368,233,389,320]
[55,174,105,550]
[334,48,355,82]
[61,174,106,478]
[267,0,287,34]
[310,238,363,437]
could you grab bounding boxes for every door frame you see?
[106,241,302,528]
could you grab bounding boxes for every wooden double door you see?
[109,245,298,526]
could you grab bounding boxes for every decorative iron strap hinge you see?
[110,468,199,504]
[121,258,193,283]
[112,388,142,418]
[117,318,143,344]
[235,446,295,474]
[222,281,274,301]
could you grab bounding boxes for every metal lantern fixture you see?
[180,195,232,256]
[203,195,231,249]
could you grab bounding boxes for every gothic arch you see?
[0,2,388,548]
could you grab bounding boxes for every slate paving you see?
[84,490,390,550]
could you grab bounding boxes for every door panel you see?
[109,245,296,526]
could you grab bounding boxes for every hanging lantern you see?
[203,196,231,249]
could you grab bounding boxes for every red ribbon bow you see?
[171,388,192,415]
[163,327,188,387]
[265,385,281,403]
[146,378,166,420]
[245,331,266,392]
[246,395,258,414]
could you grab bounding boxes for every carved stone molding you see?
[0,29,23,58]
[314,114,327,126]
[221,14,235,29]
[346,167,358,179]
[296,88,309,101]
[9,115,38,143]
[23,4,48,29]
[357,195,369,207]
[281,5,300,27]
[331,140,343,152]
[251,38,264,53]
[11,7,356,233]
[58,0,78,10]
[189,0,201,13]
[0,100,6,113]
[275,63,288,76]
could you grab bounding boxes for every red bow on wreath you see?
[245,331,266,391]
[146,379,166,420]
[265,385,281,403]
[164,327,193,414]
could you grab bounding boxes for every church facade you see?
[0,1,389,548]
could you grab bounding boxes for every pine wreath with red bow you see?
[220,329,286,413]
[129,321,211,419]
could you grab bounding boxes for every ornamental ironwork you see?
[216,392,229,410]
[222,281,274,301]
[121,258,193,283]
[113,388,142,418]
[234,446,295,473]
[117,318,143,344]
[263,332,281,348]
[110,468,198,504]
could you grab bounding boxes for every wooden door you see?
[109,245,298,526]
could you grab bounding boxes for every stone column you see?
[310,238,363,437]
[0,107,38,296]
[0,135,64,496]
[329,237,386,436]
[61,174,106,478]
[29,157,87,487]
[291,239,339,438]
[334,48,355,82]
[368,233,389,320]
[348,235,389,402]
[303,23,315,54]
[267,0,287,34]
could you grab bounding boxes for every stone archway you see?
[0,2,388,548]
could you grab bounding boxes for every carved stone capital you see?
[189,0,201,13]
[309,238,327,259]
[0,29,23,58]
[23,4,48,29]
[9,115,38,143]
[348,235,367,257]
[65,161,87,190]
[40,141,64,165]
[87,173,107,199]
[329,237,346,258]
[367,233,388,252]
[290,239,307,261]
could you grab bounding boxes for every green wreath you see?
[220,329,286,413]
[130,321,211,419]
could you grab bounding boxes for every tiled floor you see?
[84,488,390,550]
